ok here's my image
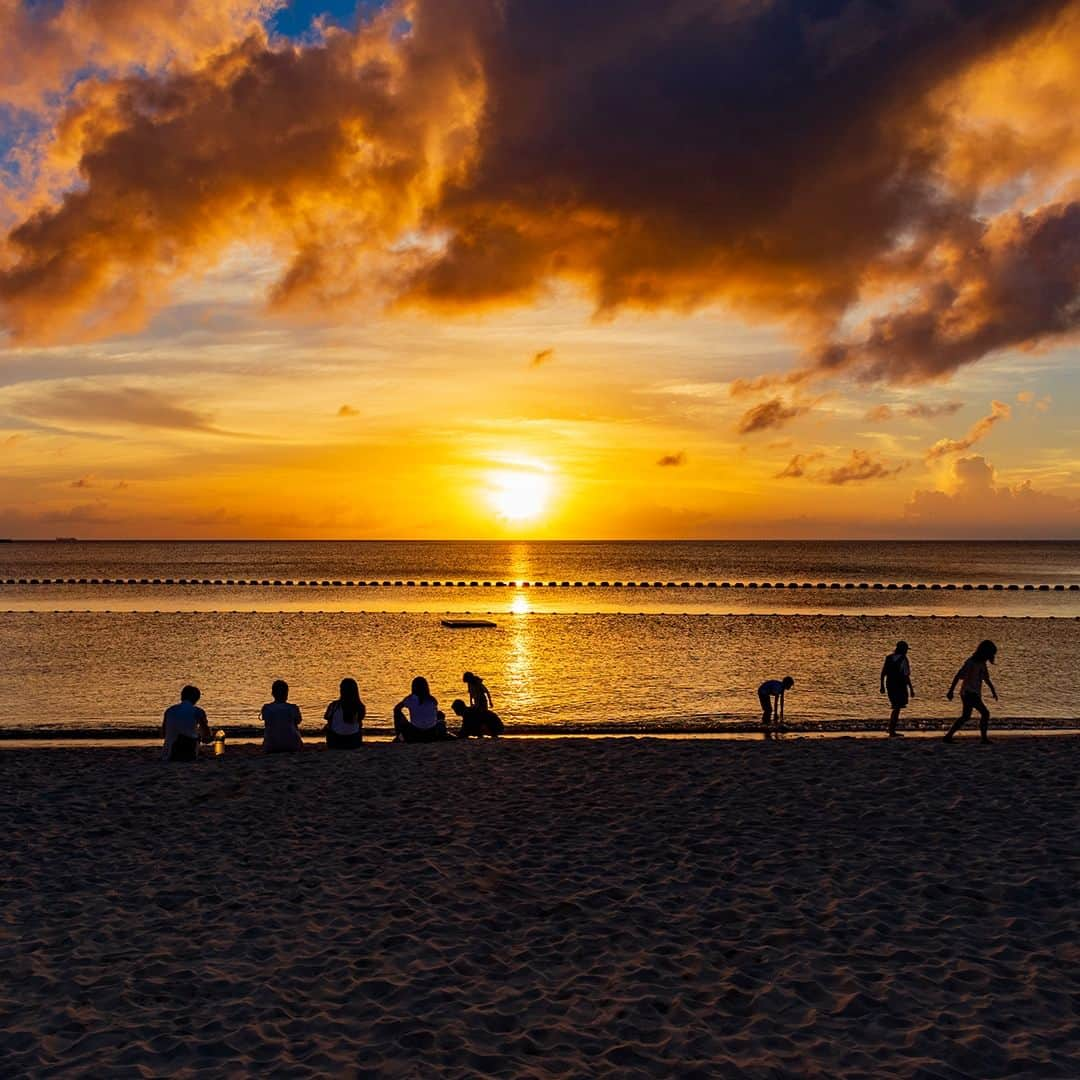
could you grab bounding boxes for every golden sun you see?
[486,468,553,522]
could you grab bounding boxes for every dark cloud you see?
[814,202,1080,384]
[824,450,905,486]
[0,0,1076,387]
[926,400,1010,460]
[337,404,359,417]
[775,453,822,480]
[866,401,964,422]
[656,451,685,467]
[737,398,808,435]
[777,449,903,484]
[530,348,554,368]
[12,385,220,432]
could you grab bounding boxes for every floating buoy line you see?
[0,578,1076,591]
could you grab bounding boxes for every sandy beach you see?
[2,737,1078,1078]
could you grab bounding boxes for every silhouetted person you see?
[945,640,998,744]
[758,676,794,726]
[463,671,494,711]
[324,677,365,749]
[162,684,210,761]
[394,677,452,742]
[451,698,504,738]
[880,641,914,737]
[262,679,303,753]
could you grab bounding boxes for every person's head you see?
[451,698,467,716]
[463,671,477,684]
[973,639,997,664]
[338,677,361,723]
[895,641,908,655]
[412,676,431,701]
[180,684,201,704]
[271,679,289,702]
[782,676,795,690]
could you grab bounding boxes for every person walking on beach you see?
[324,677,365,749]
[758,676,794,726]
[945,640,998,744]
[880,641,914,737]
[451,698,504,738]
[262,679,303,753]
[162,684,210,761]
[394,677,453,742]
[463,671,494,712]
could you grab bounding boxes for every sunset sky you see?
[1,0,1078,539]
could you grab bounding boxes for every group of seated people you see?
[162,671,504,759]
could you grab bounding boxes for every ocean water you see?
[1,541,1078,731]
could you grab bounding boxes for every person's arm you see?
[393,697,408,723]
[777,691,784,721]
[162,710,169,740]
[947,667,963,699]
[984,671,998,701]
[197,707,211,743]
[357,699,366,722]
[293,705,302,728]
[880,658,888,694]
[484,687,494,709]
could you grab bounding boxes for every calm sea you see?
[1,541,1078,732]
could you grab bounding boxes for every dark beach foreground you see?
[2,738,1078,1077]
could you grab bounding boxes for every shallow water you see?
[1,611,1076,731]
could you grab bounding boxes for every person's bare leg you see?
[979,700,991,744]
[944,698,972,742]
[889,706,901,737]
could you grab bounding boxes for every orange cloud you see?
[906,456,1080,537]
[0,0,1077,391]
[926,400,1011,460]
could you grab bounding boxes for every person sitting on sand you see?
[758,676,794,726]
[162,684,211,762]
[945,640,998,745]
[880,641,914,738]
[324,677,365,749]
[261,679,303,753]
[394,677,453,743]
[451,698,504,739]
[463,670,494,712]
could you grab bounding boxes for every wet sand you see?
[2,738,1078,1077]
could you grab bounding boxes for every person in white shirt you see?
[324,677,365,749]
[262,679,303,753]
[162,685,210,761]
[393,676,453,743]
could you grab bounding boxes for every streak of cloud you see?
[530,348,554,368]
[926,400,1011,460]
[656,451,685,467]
[737,398,809,435]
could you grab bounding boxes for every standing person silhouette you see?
[758,676,794,726]
[463,671,493,712]
[880,641,914,737]
[945,640,998,744]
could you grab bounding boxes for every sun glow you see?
[487,468,553,522]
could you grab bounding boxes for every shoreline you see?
[2,717,1079,743]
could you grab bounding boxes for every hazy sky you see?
[1,0,1078,539]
